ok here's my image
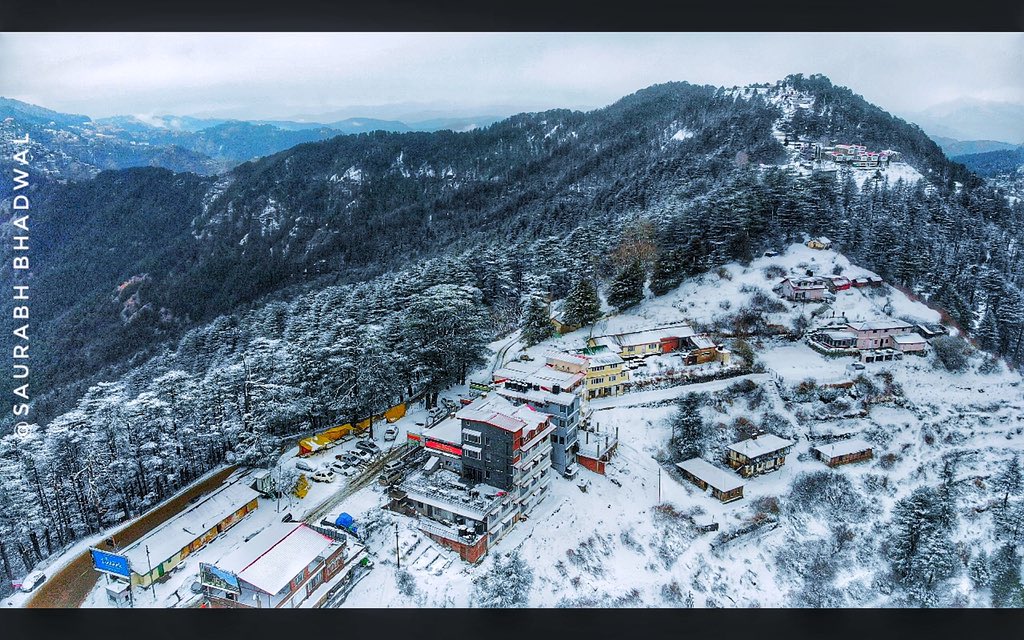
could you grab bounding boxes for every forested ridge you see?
[1,74,1022,594]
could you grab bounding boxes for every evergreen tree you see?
[649,248,685,296]
[606,259,646,311]
[990,544,1024,608]
[993,456,1023,510]
[562,278,601,327]
[669,393,712,459]
[520,296,555,346]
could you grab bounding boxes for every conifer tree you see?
[562,278,601,328]
[607,259,645,311]
[520,296,555,346]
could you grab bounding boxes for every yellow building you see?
[581,351,628,399]
[806,237,833,250]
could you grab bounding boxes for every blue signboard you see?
[90,548,132,579]
[199,562,241,595]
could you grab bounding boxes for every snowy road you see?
[588,373,769,410]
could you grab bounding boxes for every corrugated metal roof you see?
[676,458,744,492]
[727,434,795,458]
[219,523,335,596]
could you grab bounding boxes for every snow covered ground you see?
[63,243,1024,608]
[328,244,1024,608]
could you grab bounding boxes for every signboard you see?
[199,562,242,595]
[90,548,132,579]
[425,439,462,457]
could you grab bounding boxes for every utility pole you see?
[145,545,156,604]
[658,467,662,504]
[395,523,400,569]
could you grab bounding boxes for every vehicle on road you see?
[383,459,404,474]
[20,570,46,593]
[355,441,382,456]
[383,425,398,441]
[311,470,336,483]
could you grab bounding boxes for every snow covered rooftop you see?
[676,458,745,492]
[847,319,914,332]
[688,335,717,350]
[586,352,625,367]
[456,394,549,433]
[727,434,796,459]
[892,332,927,345]
[594,324,696,347]
[783,277,827,290]
[218,522,335,596]
[400,469,504,519]
[812,439,874,459]
[821,330,857,341]
[121,481,260,570]
[495,361,584,390]
[418,415,463,446]
[495,385,576,408]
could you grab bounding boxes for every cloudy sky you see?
[1,32,1021,124]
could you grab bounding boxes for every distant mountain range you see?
[905,98,1024,145]
[0,96,502,182]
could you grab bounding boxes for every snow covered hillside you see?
[303,244,1024,608]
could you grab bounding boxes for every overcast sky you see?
[1,33,1021,122]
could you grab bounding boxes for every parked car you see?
[20,570,46,593]
[296,459,319,473]
[311,470,336,483]
[383,459,404,474]
[339,453,363,467]
[383,425,398,441]
[350,448,373,463]
[355,441,382,456]
[331,461,357,476]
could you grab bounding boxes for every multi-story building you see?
[394,394,556,562]
[547,350,628,400]
[496,382,580,477]
[779,276,828,302]
[845,319,915,350]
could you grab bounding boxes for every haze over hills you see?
[903,98,1024,145]
[0,96,505,182]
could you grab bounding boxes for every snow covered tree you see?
[989,544,1024,608]
[887,486,958,601]
[668,393,712,460]
[520,296,554,346]
[471,552,533,608]
[976,307,1002,354]
[993,456,1023,510]
[401,284,490,408]
[606,259,645,311]
[562,277,601,328]
[649,248,684,296]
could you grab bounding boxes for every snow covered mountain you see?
[2,75,1023,605]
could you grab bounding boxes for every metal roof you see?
[676,458,744,492]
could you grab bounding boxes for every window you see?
[464,432,481,445]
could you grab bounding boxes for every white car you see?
[383,426,398,441]
[311,470,336,483]
[20,570,46,593]
[350,448,373,463]
[331,461,357,477]
[296,459,319,473]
